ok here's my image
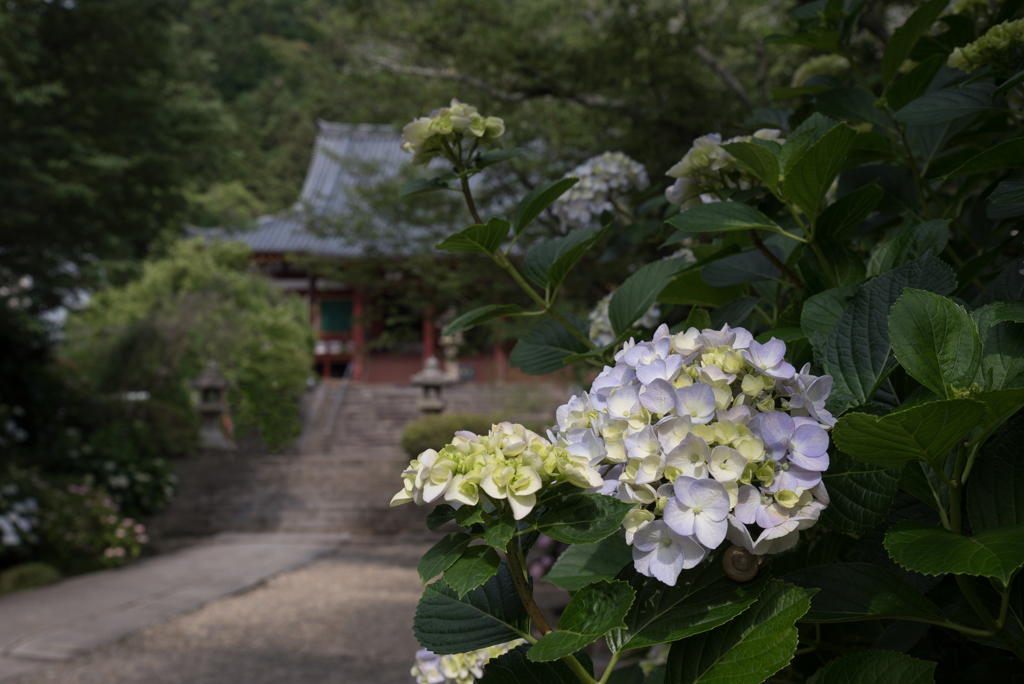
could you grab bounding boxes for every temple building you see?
[213,121,514,383]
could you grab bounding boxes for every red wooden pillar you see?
[352,291,365,382]
[310,276,329,380]
[422,304,436,360]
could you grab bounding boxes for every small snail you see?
[722,545,764,582]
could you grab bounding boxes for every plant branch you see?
[747,229,803,289]
[693,45,754,108]
[597,650,622,684]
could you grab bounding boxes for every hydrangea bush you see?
[394,1,1024,681]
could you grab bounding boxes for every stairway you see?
[149,383,566,538]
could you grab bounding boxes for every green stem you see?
[746,229,804,289]
[920,462,951,530]
[960,443,983,486]
[950,441,967,534]
[597,651,622,684]
[809,239,840,289]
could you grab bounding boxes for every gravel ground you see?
[16,540,434,684]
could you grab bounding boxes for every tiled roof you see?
[217,122,412,257]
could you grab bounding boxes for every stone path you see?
[0,533,348,683]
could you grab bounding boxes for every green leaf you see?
[474,147,526,169]
[444,546,502,597]
[427,504,458,531]
[529,581,636,662]
[607,557,772,653]
[444,304,526,335]
[805,651,936,684]
[881,0,947,86]
[512,178,579,236]
[801,283,860,361]
[948,137,1024,178]
[679,307,712,333]
[972,304,1024,391]
[522,226,602,289]
[894,83,995,124]
[509,316,590,376]
[986,300,1024,325]
[400,174,455,198]
[666,202,783,235]
[815,88,889,128]
[834,399,987,469]
[888,288,982,398]
[664,580,812,684]
[418,532,474,583]
[886,54,946,111]
[658,270,749,309]
[710,297,760,329]
[785,563,945,623]
[484,513,517,550]
[782,122,857,218]
[884,520,1024,585]
[721,141,780,193]
[823,255,957,407]
[820,452,903,533]
[609,258,687,336]
[544,536,633,591]
[988,176,1024,206]
[815,182,883,242]
[413,561,531,653]
[478,644,593,683]
[535,492,636,545]
[455,505,486,526]
[967,419,1024,533]
[865,220,950,278]
[436,217,510,254]
[974,386,1024,438]
[779,113,838,171]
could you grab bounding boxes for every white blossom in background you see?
[664,129,786,208]
[411,641,524,684]
[587,292,661,348]
[551,152,650,229]
[552,323,833,586]
[401,99,505,166]
[0,484,38,548]
[391,422,603,521]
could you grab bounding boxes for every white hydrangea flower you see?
[411,640,524,684]
[665,129,787,207]
[552,151,650,228]
[401,99,505,166]
[550,322,834,586]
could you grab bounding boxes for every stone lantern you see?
[190,359,235,450]
[410,356,455,415]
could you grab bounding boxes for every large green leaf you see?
[444,304,526,336]
[782,122,857,218]
[664,580,812,684]
[820,452,903,533]
[418,532,474,583]
[801,283,860,361]
[609,258,687,336]
[885,521,1024,585]
[544,535,633,591]
[658,270,748,309]
[888,288,982,398]
[508,316,590,376]
[512,177,579,236]
[947,137,1024,178]
[834,399,987,469]
[474,147,527,169]
[886,54,945,111]
[444,545,502,597]
[823,254,956,407]
[894,83,995,124]
[880,0,946,86]
[779,113,838,170]
[665,202,783,235]
[436,217,510,254]
[535,492,636,544]
[805,651,936,684]
[967,419,1024,533]
[400,174,457,198]
[721,141,780,193]
[973,304,1024,391]
[865,221,949,278]
[815,182,883,242]
[529,581,635,662]
[413,561,531,654]
[973,386,1024,438]
[815,88,889,128]
[607,558,771,653]
[478,644,593,683]
[522,226,602,289]
[784,563,945,623]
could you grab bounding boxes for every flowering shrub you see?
[550,152,649,229]
[394,1,1024,680]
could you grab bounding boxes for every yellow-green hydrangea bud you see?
[949,18,1024,72]
[791,54,851,87]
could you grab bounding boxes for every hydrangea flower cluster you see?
[401,99,506,165]
[0,483,38,549]
[551,152,650,228]
[391,422,603,520]
[948,18,1024,72]
[553,324,833,586]
[790,54,851,88]
[664,129,785,208]
[588,291,661,347]
[411,641,523,684]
